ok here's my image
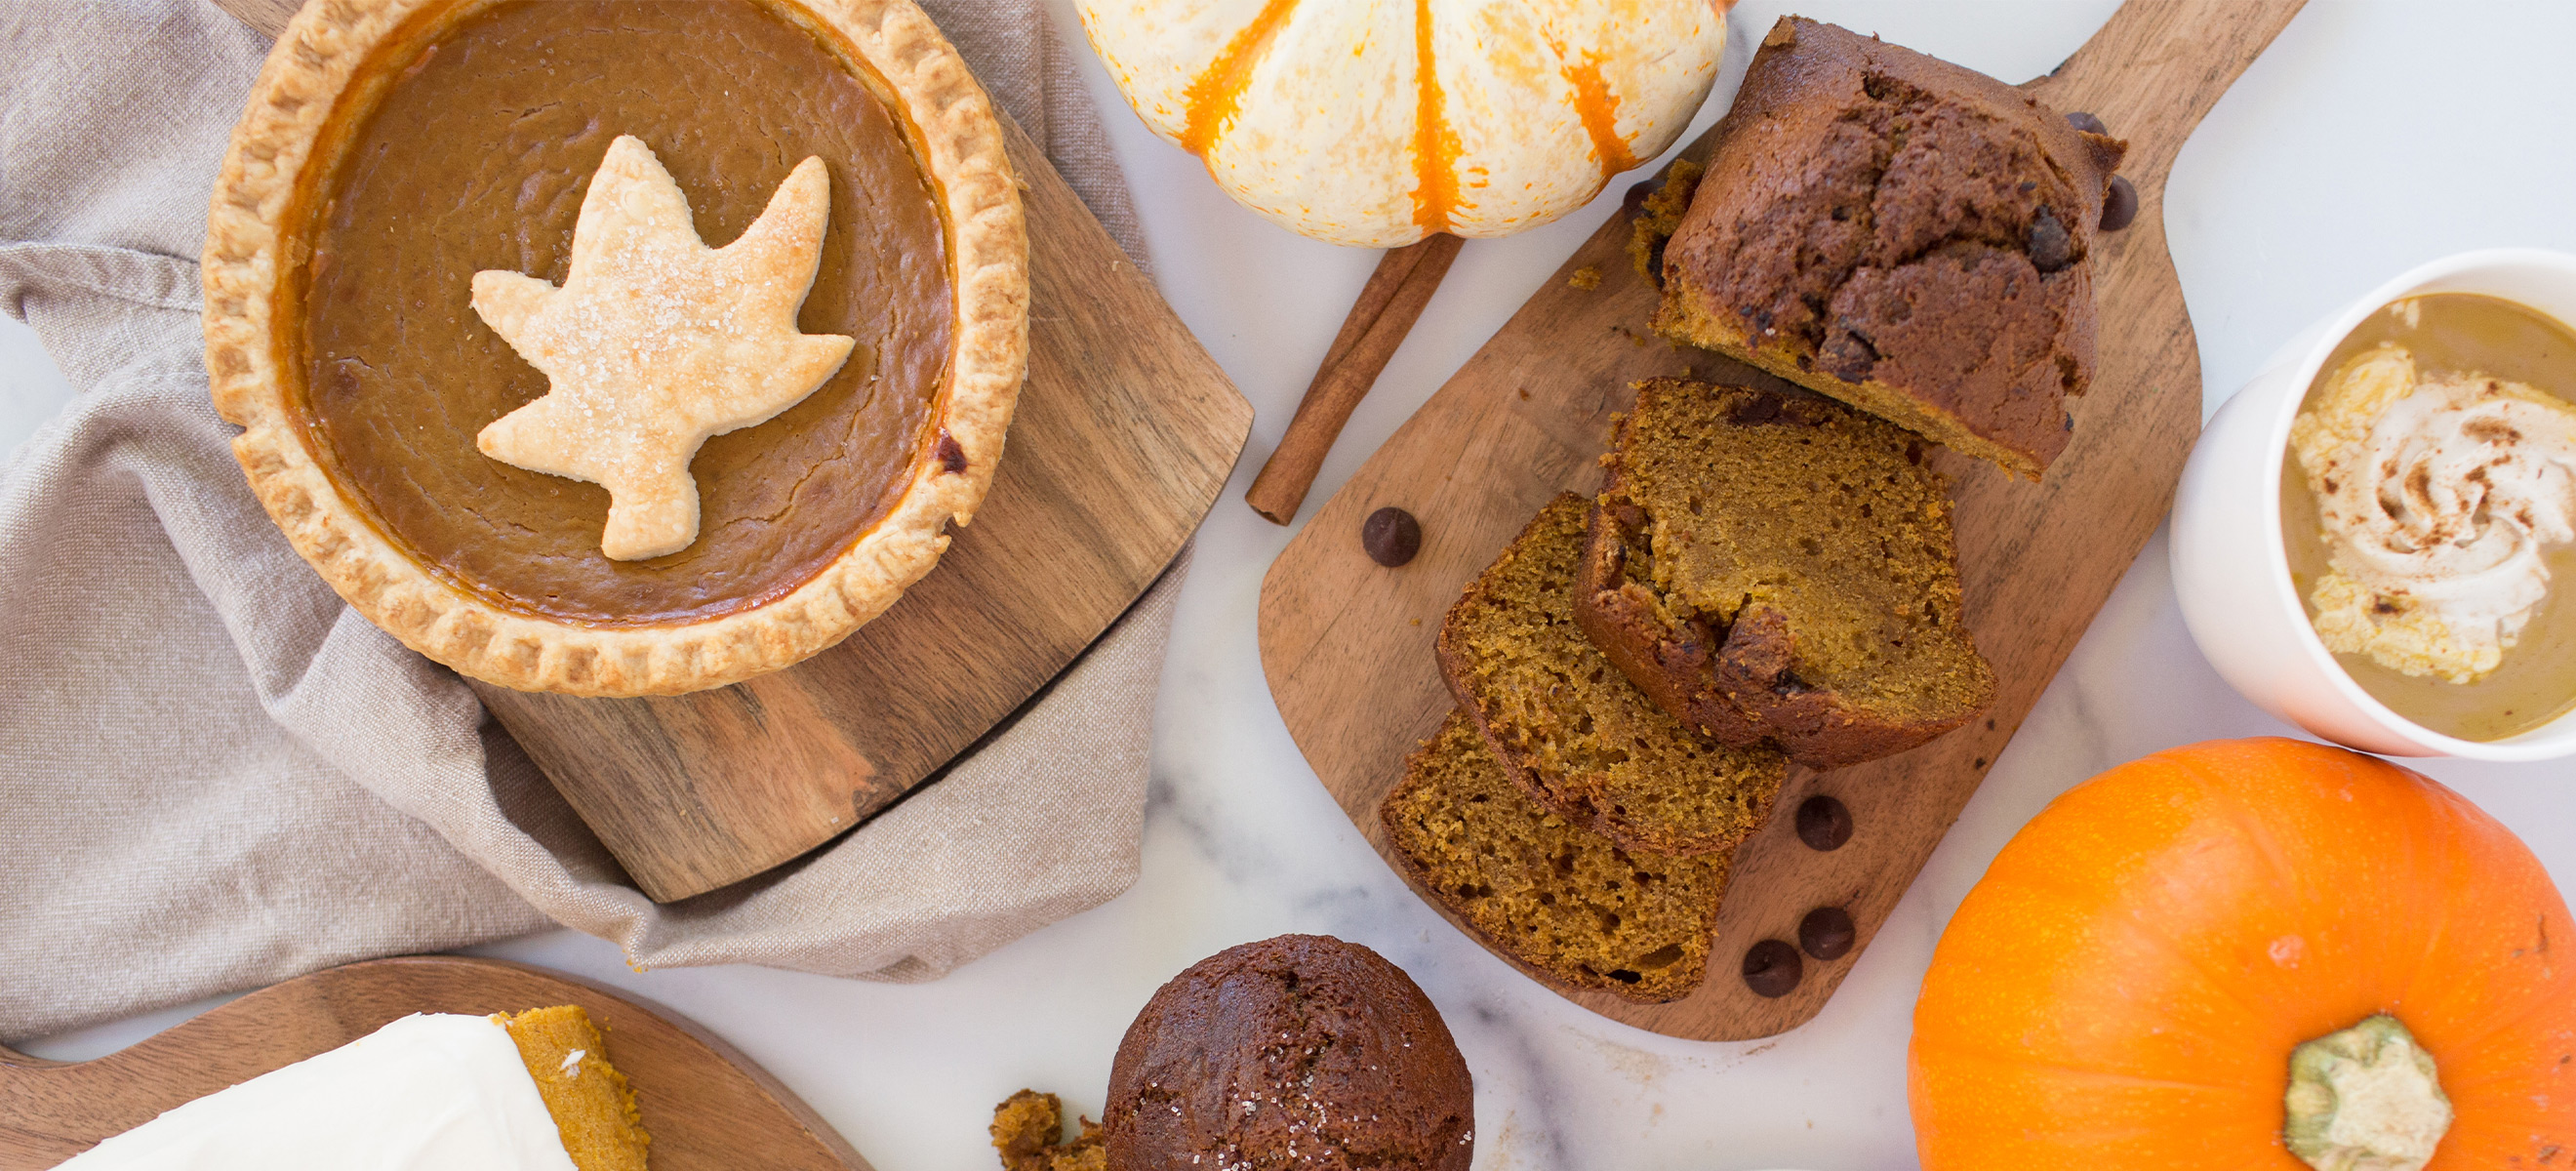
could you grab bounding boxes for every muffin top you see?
[1103,935,1473,1171]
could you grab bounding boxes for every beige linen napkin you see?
[0,0,1170,1040]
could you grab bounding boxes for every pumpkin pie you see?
[202,0,1027,696]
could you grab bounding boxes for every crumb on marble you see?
[991,1089,1105,1171]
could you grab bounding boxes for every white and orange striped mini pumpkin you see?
[1076,1,1727,247]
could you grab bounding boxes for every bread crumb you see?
[1627,157,1704,283]
[992,1090,1105,1171]
[1568,266,1601,291]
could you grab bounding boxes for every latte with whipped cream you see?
[2281,293,2576,741]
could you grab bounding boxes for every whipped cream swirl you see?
[2291,344,2576,683]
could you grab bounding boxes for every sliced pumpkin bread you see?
[1437,493,1788,856]
[1382,709,1729,1003]
[1576,380,1994,769]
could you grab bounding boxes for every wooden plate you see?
[0,955,868,1170]
[208,0,1254,903]
[1256,0,2305,1040]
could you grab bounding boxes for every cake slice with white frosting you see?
[58,1008,648,1170]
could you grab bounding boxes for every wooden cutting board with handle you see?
[1257,0,2305,1040]
[0,955,869,1170]
[210,0,1252,903]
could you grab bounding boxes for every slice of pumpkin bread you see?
[1382,710,1729,1003]
[1577,380,1994,769]
[1437,493,1787,856]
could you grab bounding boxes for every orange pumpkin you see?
[1911,738,2576,1170]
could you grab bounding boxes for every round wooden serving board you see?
[0,956,869,1170]
[1256,0,2306,1041]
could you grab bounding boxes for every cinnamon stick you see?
[1245,232,1464,524]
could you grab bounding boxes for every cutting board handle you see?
[2022,0,2307,191]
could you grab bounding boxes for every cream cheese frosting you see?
[57,1013,578,1170]
[2291,343,2576,683]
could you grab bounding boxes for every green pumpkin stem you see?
[2284,1013,2453,1171]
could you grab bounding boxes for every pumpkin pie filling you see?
[294,0,953,626]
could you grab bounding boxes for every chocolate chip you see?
[934,430,968,474]
[1800,907,1857,960]
[1362,506,1423,567]
[1727,393,1784,425]
[2100,175,2139,232]
[2028,207,2073,273]
[2065,110,2109,137]
[1743,939,1803,997]
[1623,180,1656,212]
[1795,795,1852,851]
[1820,326,1877,381]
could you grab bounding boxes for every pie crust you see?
[202,0,1028,696]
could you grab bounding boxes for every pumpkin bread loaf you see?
[1652,17,2126,481]
[1103,934,1473,1171]
[1383,709,1731,1003]
[1439,494,1788,856]
[1579,380,1993,769]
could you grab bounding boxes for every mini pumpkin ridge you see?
[1078,0,1725,246]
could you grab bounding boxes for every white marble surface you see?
[17,2,2576,1169]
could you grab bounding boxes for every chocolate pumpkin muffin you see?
[1579,380,1993,768]
[1103,935,1472,1171]
[1652,17,2125,481]
[1382,710,1730,1003]
[1439,494,1788,856]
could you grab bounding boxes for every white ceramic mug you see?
[2171,248,2576,762]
